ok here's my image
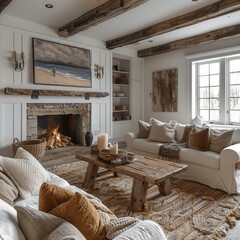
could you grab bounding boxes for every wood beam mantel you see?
[0,0,12,13]
[106,0,240,49]
[137,24,240,58]
[59,0,149,38]
[4,87,109,99]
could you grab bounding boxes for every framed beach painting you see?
[32,38,92,87]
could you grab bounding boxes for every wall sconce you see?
[94,64,104,79]
[13,51,24,72]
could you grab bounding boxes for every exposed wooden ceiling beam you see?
[106,0,240,49]
[0,0,12,13]
[59,0,149,38]
[137,24,240,58]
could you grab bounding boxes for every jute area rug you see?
[47,161,240,240]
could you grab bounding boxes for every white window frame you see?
[187,46,240,126]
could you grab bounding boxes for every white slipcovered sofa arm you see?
[125,132,138,150]
[219,143,240,194]
[220,143,240,167]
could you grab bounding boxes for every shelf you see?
[113,97,129,99]
[112,56,131,123]
[113,84,129,87]
[113,70,129,74]
[113,110,129,112]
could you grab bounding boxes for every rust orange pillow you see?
[49,192,105,240]
[188,127,210,151]
[39,182,74,212]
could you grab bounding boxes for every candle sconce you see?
[94,64,104,79]
[13,51,24,72]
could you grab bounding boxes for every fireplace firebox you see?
[27,103,91,147]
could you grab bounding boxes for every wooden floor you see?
[41,146,240,240]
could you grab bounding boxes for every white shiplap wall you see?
[0,24,112,157]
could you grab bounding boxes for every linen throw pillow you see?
[0,168,18,205]
[49,192,105,240]
[0,147,49,198]
[209,129,234,153]
[0,199,26,240]
[138,120,151,138]
[15,206,85,240]
[188,127,210,151]
[148,121,176,143]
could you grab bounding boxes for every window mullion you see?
[219,59,226,124]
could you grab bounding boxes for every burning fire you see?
[45,125,72,149]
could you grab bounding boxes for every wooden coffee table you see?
[76,152,188,212]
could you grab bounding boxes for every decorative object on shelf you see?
[116,93,125,97]
[192,115,204,126]
[85,131,93,146]
[13,51,24,72]
[97,133,108,150]
[152,68,178,112]
[113,65,118,71]
[94,64,104,79]
[32,38,91,87]
[109,142,118,155]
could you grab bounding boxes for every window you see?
[192,55,240,125]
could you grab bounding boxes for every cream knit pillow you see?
[0,147,49,198]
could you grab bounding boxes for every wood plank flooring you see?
[41,146,240,239]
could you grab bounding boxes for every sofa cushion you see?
[180,148,220,170]
[232,129,240,144]
[188,127,210,151]
[210,129,234,153]
[49,192,106,240]
[15,206,85,240]
[0,148,49,198]
[175,123,186,142]
[39,182,74,213]
[133,139,163,155]
[0,167,18,205]
[0,199,26,240]
[138,120,151,138]
[148,121,176,143]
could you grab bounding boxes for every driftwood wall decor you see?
[152,68,178,112]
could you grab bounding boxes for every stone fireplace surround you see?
[27,103,91,146]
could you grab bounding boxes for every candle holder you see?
[13,51,24,72]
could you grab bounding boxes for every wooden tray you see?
[91,145,99,155]
[98,149,127,161]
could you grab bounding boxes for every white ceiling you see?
[3,0,240,50]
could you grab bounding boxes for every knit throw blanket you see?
[158,124,193,162]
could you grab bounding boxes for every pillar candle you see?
[110,142,118,155]
[97,133,108,150]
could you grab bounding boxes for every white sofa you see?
[126,124,240,195]
[0,148,167,240]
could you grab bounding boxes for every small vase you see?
[85,131,93,146]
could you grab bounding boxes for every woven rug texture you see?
[47,161,240,240]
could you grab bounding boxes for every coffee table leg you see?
[83,163,99,189]
[158,179,172,195]
[131,179,149,212]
